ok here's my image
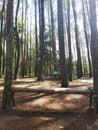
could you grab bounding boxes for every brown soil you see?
[0,77,98,130]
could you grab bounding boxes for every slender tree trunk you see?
[24,0,28,76]
[72,0,83,79]
[21,1,25,78]
[37,0,45,81]
[82,0,92,77]
[14,0,20,80]
[2,40,5,75]
[0,0,5,77]
[2,1,6,75]
[50,0,56,72]
[29,19,32,76]
[2,0,14,109]
[57,0,68,87]
[89,0,98,112]
[34,0,38,77]
[67,0,72,81]
[48,0,52,76]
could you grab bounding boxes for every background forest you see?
[0,0,92,82]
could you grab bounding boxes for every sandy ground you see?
[0,77,98,130]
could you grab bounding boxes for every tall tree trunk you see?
[37,0,45,81]
[67,0,72,81]
[50,0,56,72]
[24,0,28,75]
[89,0,98,112]
[82,0,92,77]
[34,0,38,77]
[29,19,32,76]
[72,0,83,79]
[2,0,14,109]
[48,0,52,76]
[0,0,5,77]
[14,0,20,80]
[21,0,25,78]
[2,1,6,75]
[57,0,68,87]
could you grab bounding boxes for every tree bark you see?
[34,0,38,77]
[67,0,72,81]
[14,0,20,80]
[0,0,5,77]
[2,0,14,109]
[50,0,56,72]
[82,0,92,78]
[72,0,83,79]
[12,86,93,94]
[37,0,45,81]
[57,0,68,87]
[89,0,98,113]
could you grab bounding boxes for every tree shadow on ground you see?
[4,108,98,130]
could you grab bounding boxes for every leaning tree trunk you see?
[57,0,68,87]
[2,0,14,109]
[89,0,98,113]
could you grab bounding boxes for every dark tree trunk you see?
[57,0,68,87]
[82,0,92,78]
[67,0,72,81]
[14,0,20,80]
[72,0,83,79]
[89,0,98,112]
[37,0,45,81]
[2,0,14,109]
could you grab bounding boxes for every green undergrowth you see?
[63,108,77,114]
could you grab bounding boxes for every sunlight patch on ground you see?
[66,95,84,101]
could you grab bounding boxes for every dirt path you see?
[0,77,98,130]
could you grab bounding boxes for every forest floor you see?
[0,77,98,130]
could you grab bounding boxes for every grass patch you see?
[63,108,77,114]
